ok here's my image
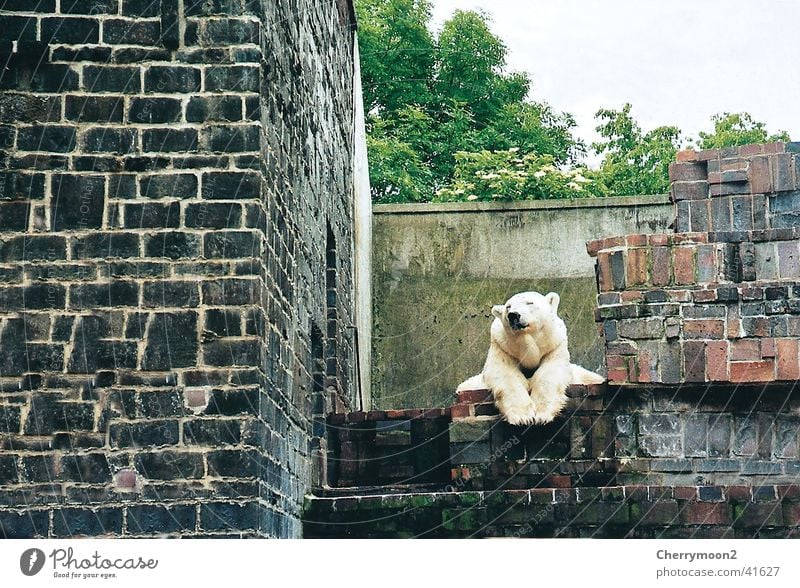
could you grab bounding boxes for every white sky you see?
[431,0,800,159]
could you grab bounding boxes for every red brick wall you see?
[590,142,800,386]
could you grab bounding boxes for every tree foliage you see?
[355,0,582,202]
[356,1,792,203]
[433,149,596,202]
[697,112,790,149]
[590,104,682,196]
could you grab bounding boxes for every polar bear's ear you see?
[491,305,505,319]
[545,292,560,313]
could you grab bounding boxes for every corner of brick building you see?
[0,0,363,538]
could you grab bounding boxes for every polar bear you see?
[457,290,604,425]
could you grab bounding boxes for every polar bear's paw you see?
[497,397,539,426]
[532,405,562,425]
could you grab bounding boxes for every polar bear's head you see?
[491,291,561,333]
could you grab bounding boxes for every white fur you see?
[457,291,604,425]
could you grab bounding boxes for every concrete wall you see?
[373,196,674,409]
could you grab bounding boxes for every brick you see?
[83,127,136,154]
[680,502,731,525]
[142,280,200,308]
[187,96,243,122]
[777,241,800,278]
[0,283,67,312]
[72,231,140,259]
[129,97,183,124]
[683,340,706,382]
[144,66,202,93]
[110,420,180,449]
[65,95,124,123]
[0,234,65,261]
[709,182,750,197]
[672,181,707,201]
[749,155,772,193]
[41,17,100,44]
[202,171,261,200]
[60,453,111,484]
[673,247,695,285]
[144,232,202,259]
[616,317,662,340]
[609,250,625,290]
[84,66,141,93]
[0,510,50,538]
[141,312,199,369]
[777,338,800,380]
[731,339,760,361]
[733,502,783,528]
[201,278,259,305]
[200,18,259,45]
[205,388,259,416]
[51,174,106,231]
[205,308,242,337]
[205,65,260,93]
[657,340,682,384]
[185,202,242,228]
[127,504,196,534]
[69,281,139,309]
[121,0,160,16]
[202,124,260,153]
[625,248,647,286]
[53,508,123,537]
[708,169,748,184]
[772,153,794,191]
[669,162,706,182]
[689,200,709,232]
[730,360,775,382]
[134,451,204,480]
[596,252,611,292]
[203,338,262,366]
[142,128,198,153]
[651,247,670,286]
[140,173,198,199]
[124,202,180,229]
[184,418,242,446]
[103,18,161,45]
[17,124,77,153]
[204,231,259,259]
[683,319,724,339]
[200,501,258,531]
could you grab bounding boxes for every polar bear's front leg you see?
[482,347,537,425]
[528,359,572,424]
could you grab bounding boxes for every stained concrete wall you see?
[373,196,674,409]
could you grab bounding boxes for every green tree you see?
[355,0,582,202]
[591,104,681,196]
[697,112,790,149]
[433,148,597,203]
[355,0,435,115]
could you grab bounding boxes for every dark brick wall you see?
[0,0,358,538]
[305,484,800,538]
[306,384,800,538]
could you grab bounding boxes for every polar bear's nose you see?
[507,311,521,324]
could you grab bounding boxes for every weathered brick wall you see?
[0,0,358,538]
[590,143,800,386]
[305,483,800,538]
[308,385,800,537]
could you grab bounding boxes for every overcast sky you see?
[430,0,800,159]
